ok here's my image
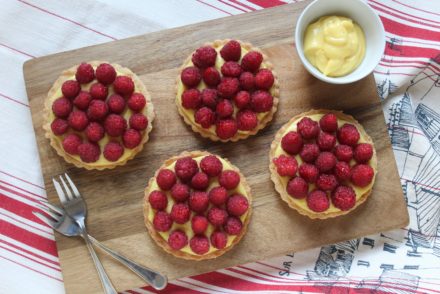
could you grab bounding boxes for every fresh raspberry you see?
[148,190,168,211]
[219,170,240,190]
[286,177,308,199]
[220,40,241,61]
[319,113,338,132]
[168,230,188,250]
[75,63,94,84]
[189,191,209,213]
[127,93,146,112]
[281,131,303,155]
[191,172,209,190]
[255,69,274,90]
[156,169,176,191]
[216,119,238,140]
[241,51,263,72]
[211,231,227,249]
[316,174,339,191]
[61,80,80,99]
[175,157,199,182]
[85,122,104,142]
[107,94,126,114]
[181,89,202,109]
[201,89,218,110]
[171,183,190,202]
[297,117,320,139]
[237,110,258,131]
[334,145,353,162]
[227,194,249,216]
[73,91,92,110]
[104,114,127,137]
[317,132,336,151]
[273,155,298,177]
[351,164,374,187]
[332,186,356,211]
[68,110,89,131]
[89,83,108,100]
[181,66,202,88]
[207,207,228,226]
[251,90,273,113]
[122,129,141,149]
[202,67,221,87]
[153,211,172,232]
[192,215,209,234]
[192,46,217,68]
[334,161,351,181]
[95,63,116,85]
[239,72,255,91]
[299,163,319,183]
[216,99,234,118]
[315,152,337,173]
[87,100,108,121]
[307,190,330,212]
[299,143,320,163]
[200,155,223,177]
[217,77,240,98]
[77,142,100,163]
[209,186,228,206]
[62,134,82,155]
[129,113,148,131]
[113,76,134,96]
[103,141,124,162]
[190,235,210,255]
[354,143,373,163]
[337,124,360,146]
[234,91,250,109]
[52,97,72,118]
[170,203,190,224]
[51,118,69,135]
[221,61,242,77]
[224,216,243,235]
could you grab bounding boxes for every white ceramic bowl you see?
[295,0,385,84]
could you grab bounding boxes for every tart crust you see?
[269,109,377,219]
[175,39,280,142]
[143,150,252,260]
[43,61,155,170]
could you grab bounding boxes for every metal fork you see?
[52,173,167,291]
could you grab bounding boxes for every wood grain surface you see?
[23,2,409,293]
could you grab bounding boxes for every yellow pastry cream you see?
[303,16,366,77]
[146,154,251,256]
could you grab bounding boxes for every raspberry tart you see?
[144,151,252,260]
[269,109,377,219]
[176,39,279,142]
[43,61,155,170]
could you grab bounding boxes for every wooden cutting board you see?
[23,2,409,293]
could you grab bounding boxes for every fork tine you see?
[64,173,81,198]
[38,200,65,215]
[53,178,68,204]
[33,211,58,228]
[59,176,74,200]
[35,203,62,221]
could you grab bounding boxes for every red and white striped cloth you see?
[1,0,439,293]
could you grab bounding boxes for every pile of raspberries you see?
[180,40,275,140]
[273,113,375,213]
[50,62,149,163]
[148,155,249,255]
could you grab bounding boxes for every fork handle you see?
[88,235,167,290]
[80,229,118,294]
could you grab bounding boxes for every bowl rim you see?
[294,0,386,84]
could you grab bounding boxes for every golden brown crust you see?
[43,61,155,170]
[269,109,377,219]
[143,150,252,260]
[175,39,279,142]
